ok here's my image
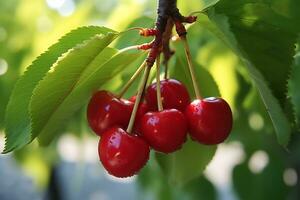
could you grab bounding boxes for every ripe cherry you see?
[185,97,233,145]
[145,79,190,112]
[99,127,150,178]
[87,91,133,136]
[141,109,187,153]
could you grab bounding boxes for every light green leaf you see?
[156,139,217,186]
[200,0,221,11]
[114,16,154,49]
[197,5,293,145]
[3,26,117,153]
[30,42,144,145]
[29,34,116,144]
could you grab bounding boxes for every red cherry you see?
[129,96,149,135]
[87,91,133,136]
[185,97,233,145]
[99,127,150,178]
[145,79,190,112]
[141,109,187,153]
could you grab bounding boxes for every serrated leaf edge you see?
[28,33,118,143]
[3,26,118,153]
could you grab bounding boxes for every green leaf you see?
[180,176,217,200]
[114,16,154,49]
[214,1,298,101]
[30,34,116,144]
[197,3,294,145]
[233,160,288,200]
[289,52,300,126]
[177,0,220,13]
[156,139,216,186]
[3,26,117,153]
[171,41,220,98]
[30,42,144,145]
[155,39,219,185]
[101,54,147,98]
[200,0,221,11]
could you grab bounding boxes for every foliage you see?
[0,0,300,199]
[4,26,118,152]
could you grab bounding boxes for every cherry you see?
[145,79,190,112]
[99,127,150,178]
[129,96,149,135]
[87,90,133,136]
[185,97,233,145]
[141,109,187,153]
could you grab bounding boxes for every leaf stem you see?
[126,66,151,134]
[156,55,163,111]
[181,36,202,99]
[117,61,146,98]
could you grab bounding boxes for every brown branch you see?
[162,18,174,64]
[144,0,196,67]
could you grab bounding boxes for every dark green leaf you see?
[233,160,288,200]
[197,2,294,145]
[214,1,298,102]
[289,52,300,126]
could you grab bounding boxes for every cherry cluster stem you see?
[126,66,151,134]
[123,0,200,133]
[181,36,201,99]
[156,55,163,111]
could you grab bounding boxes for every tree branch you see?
[145,0,196,67]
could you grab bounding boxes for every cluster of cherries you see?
[87,78,233,178]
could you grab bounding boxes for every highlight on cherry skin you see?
[87,90,133,136]
[145,79,190,112]
[141,109,188,153]
[98,127,150,178]
[185,97,233,145]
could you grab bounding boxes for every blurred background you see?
[0,0,299,200]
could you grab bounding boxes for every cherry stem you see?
[156,55,163,111]
[117,61,147,98]
[126,65,151,134]
[181,36,202,99]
